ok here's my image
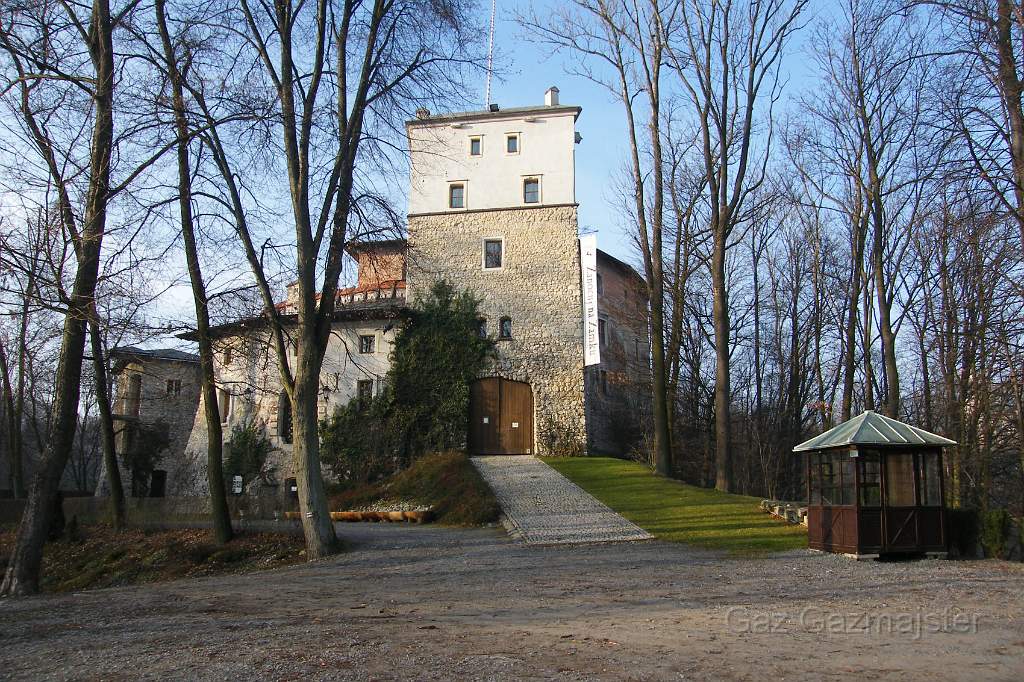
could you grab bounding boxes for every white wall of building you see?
[407,103,580,215]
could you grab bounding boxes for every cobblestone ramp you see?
[472,456,654,545]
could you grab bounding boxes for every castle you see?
[104,89,651,500]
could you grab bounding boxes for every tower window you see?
[449,183,465,209]
[469,136,482,156]
[278,391,293,444]
[218,389,231,425]
[483,238,503,269]
[523,178,540,204]
[506,133,519,154]
[357,379,374,410]
[499,317,512,339]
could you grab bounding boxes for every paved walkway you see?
[471,456,653,545]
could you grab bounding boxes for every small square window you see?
[165,379,181,397]
[470,137,481,156]
[449,183,465,209]
[523,178,540,204]
[358,335,375,354]
[483,239,503,269]
[506,134,519,154]
[499,317,512,339]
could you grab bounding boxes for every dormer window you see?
[506,133,519,154]
[469,136,482,156]
[523,177,540,204]
[449,182,465,209]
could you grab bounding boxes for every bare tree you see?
[521,0,677,475]
[153,0,233,545]
[666,0,806,491]
[0,0,179,595]
[176,0,481,557]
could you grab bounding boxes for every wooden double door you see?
[469,378,533,455]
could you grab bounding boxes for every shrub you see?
[946,508,980,558]
[319,396,398,484]
[981,509,1012,559]
[224,417,276,488]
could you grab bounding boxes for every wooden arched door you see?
[469,378,533,455]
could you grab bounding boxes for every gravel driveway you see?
[1,523,1022,681]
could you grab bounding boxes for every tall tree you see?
[521,0,676,475]
[0,0,118,595]
[153,0,233,545]
[667,0,807,491]
[193,0,480,557]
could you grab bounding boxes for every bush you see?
[224,417,276,488]
[320,397,398,484]
[981,509,1012,559]
[947,508,980,558]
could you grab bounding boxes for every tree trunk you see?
[155,0,233,545]
[995,0,1024,247]
[712,230,732,492]
[0,0,115,597]
[0,345,25,499]
[88,318,125,528]
[841,214,867,421]
[290,337,337,558]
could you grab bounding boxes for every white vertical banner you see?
[580,235,601,366]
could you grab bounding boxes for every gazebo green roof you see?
[793,411,956,452]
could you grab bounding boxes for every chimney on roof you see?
[415,107,430,119]
[545,86,559,106]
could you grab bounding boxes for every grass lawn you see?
[542,456,807,556]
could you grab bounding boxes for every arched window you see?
[278,391,293,444]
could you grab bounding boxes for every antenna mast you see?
[485,0,496,106]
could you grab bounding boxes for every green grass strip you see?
[541,456,807,557]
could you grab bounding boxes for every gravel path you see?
[471,456,653,545]
[1,524,1023,680]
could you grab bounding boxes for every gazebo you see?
[794,411,956,559]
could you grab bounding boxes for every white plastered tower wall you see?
[405,92,589,455]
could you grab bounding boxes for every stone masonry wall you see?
[97,358,202,496]
[407,205,586,455]
[585,255,652,455]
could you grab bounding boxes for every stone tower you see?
[405,88,587,455]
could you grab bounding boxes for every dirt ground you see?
[1,523,1022,681]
